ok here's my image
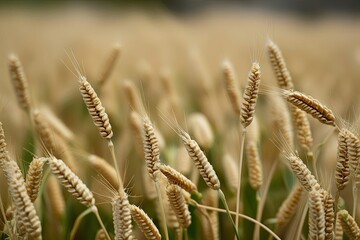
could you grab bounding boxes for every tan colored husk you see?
[240,62,261,128]
[8,54,32,112]
[276,183,303,229]
[336,128,351,191]
[267,39,294,90]
[47,156,95,207]
[188,113,214,149]
[308,190,325,240]
[122,80,144,114]
[88,154,118,190]
[79,75,113,139]
[143,116,161,179]
[222,60,241,115]
[338,209,360,240]
[284,90,336,126]
[112,191,133,240]
[98,43,121,87]
[319,189,335,240]
[166,184,191,228]
[158,164,197,194]
[25,157,45,202]
[130,204,161,240]
[290,105,313,152]
[343,128,360,173]
[46,175,65,220]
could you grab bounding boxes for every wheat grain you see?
[240,62,261,128]
[284,90,336,126]
[166,184,191,228]
[143,116,161,179]
[222,60,241,115]
[113,191,133,240]
[290,105,313,152]
[276,183,303,229]
[8,54,32,112]
[338,209,360,240]
[47,156,95,207]
[79,75,113,139]
[88,154,118,190]
[336,128,351,191]
[308,190,325,240]
[130,204,161,240]
[158,164,197,194]
[267,39,294,90]
[25,157,45,203]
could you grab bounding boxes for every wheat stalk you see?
[308,190,325,240]
[113,191,134,240]
[338,209,360,240]
[240,62,261,128]
[158,164,197,194]
[25,157,45,203]
[222,60,241,116]
[8,54,32,113]
[166,184,191,229]
[284,90,336,126]
[130,204,161,240]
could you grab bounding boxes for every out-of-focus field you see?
[0,6,360,239]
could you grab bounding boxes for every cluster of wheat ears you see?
[0,37,359,240]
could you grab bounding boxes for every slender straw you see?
[155,177,169,240]
[218,189,240,240]
[235,128,246,234]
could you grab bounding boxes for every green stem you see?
[70,207,93,240]
[155,176,169,240]
[184,228,189,240]
[218,189,240,240]
[92,206,111,240]
[235,128,246,235]
[108,140,123,191]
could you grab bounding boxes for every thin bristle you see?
[336,128,351,191]
[166,184,191,228]
[25,157,45,203]
[8,54,32,112]
[267,39,294,90]
[88,154,119,190]
[222,60,241,115]
[48,156,95,207]
[158,164,197,194]
[3,160,42,240]
[286,153,320,192]
[284,90,336,126]
[181,132,220,190]
[290,105,313,152]
[240,62,261,128]
[308,190,325,240]
[338,209,360,240]
[79,76,113,139]
[143,116,161,179]
[112,191,133,240]
[130,204,161,240]
[276,183,303,229]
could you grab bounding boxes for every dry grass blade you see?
[8,54,32,112]
[25,157,45,202]
[79,75,113,139]
[47,156,95,207]
[336,128,351,191]
[276,183,303,229]
[267,39,294,90]
[222,60,241,115]
[158,164,197,194]
[130,204,161,240]
[290,105,313,152]
[3,160,42,240]
[112,191,133,240]
[166,184,191,229]
[338,209,360,240]
[308,190,325,240]
[88,154,119,190]
[284,90,336,126]
[143,116,161,179]
[240,62,261,128]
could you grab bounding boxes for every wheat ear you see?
[240,62,261,128]
[284,90,336,126]
[290,105,313,152]
[336,128,351,191]
[88,154,118,190]
[47,156,95,207]
[188,113,214,149]
[4,160,42,240]
[166,184,191,229]
[267,39,294,90]
[98,43,121,87]
[276,183,303,229]
[222,60,241,115]
[130,204,161,240]
[338,209,360,240]
[25,157,45,202]
[8,54,32,113]
[143,116,161,179]
[158,164,197,194]
[308,190,326,240]
[0,122,10,166]
[113,191,134,240]
[334,212,343,240]
[319,189,335,240]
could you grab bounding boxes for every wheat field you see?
[0,5,360,240]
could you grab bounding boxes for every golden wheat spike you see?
[166,184,191,229]
[222,60,241,116]
[25,157,45,203]
[158,164,197,194]
[112,191,134,240]
[308,190,325,240]
[336,128,351,191]
[290,105,313,152]
[338,209,360,240]
[130,204,161,240]
[143,116,161,179]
